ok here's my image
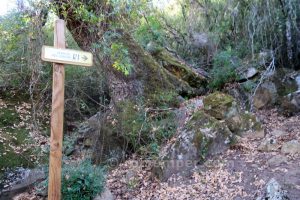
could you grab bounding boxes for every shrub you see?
[39,160,106,200]
[209,48,240,90]
[61,160,106,200]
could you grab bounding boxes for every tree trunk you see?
[53,0,207,107]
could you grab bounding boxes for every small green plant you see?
[61,160,106,200]
[209,48,240,90]
[38,160,106,200]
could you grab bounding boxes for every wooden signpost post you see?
[41,19,93,200]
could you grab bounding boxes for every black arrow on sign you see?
[81,55,88,61]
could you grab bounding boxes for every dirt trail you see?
[107,109,300,200]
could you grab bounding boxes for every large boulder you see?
[225,83,251,110]
[253,81,278,109]
[153,92,262,181]
[153,110,235,181]
[77,112,125,165]
[204,92,262,134]
[235,66,300,113]
[281,140,300,155]
[280,90,300,116]
[203,92,237,120]
[237,67,259,81]
[252,68,299,111]
[257,178,289,200]
[272,68,298,97]
[225,112,262,135]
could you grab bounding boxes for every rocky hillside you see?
[106,97,300,200]
[5,65,300,200]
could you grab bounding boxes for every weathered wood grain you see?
[48,19,65,200]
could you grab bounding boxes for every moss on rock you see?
[203,92,236,120]
[225,112,262,134]
[155,110,235,181]
[187,111,234,158]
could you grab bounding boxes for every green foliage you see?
[111,42,133,75]
[209,49,240,90]
[39,160,106,200]
[135,15,165,47]
[241,80,256,93]
[0,11,31,88]
[117,92,178,157]
[149,90,180,108]
[61,160,105,200]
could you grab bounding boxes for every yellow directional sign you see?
[41,46,93,67]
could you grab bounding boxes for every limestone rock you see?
[253,82,278,109]
[280,96,299,116]
[267,155,288,167]
[281,140,300,155]
[257,178,289,200]
[203,92,262,134]
[78,112,125,165]
[238,67,259,81]
[258,138,280,152]
[226,112,263,135]
[245,129,265,139]
[225,84,249,110]
[154,92,262,181]
[280,90,300,116]
[289,91,300,105]
[246,67,259,79]
[153,110,235,181]
[273,68,298,97]
[203,92,237,120]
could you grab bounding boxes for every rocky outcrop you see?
[253,82,278,109]
[258,138,280,152]
[280,90,300,116]
[251,68,300,113]
[153,92,262,181]
[77,112,126,165]
[153,110,235,181]
[237,67,259,81]
[204,92,262,134]
[257,178,289,200]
